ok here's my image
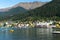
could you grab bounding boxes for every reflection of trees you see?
[28,28,37,40]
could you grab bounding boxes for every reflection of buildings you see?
[36,28,52,40]
[25,28,52,40]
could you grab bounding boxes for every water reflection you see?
[52,34,60,40]
[0,28,59,40]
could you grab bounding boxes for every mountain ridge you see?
[0,1,47,12]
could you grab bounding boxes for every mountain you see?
[0,1,46,12]
[13,1,46,10]
[27,0,60,20]
[0,1,47,21]
[8,0,60,21]
[0,7,27,16]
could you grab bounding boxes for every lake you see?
[0,28,60,40]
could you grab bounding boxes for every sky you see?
[0,0,52,9]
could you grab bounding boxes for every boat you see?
[52,31,60,34]
[52,23,60,34]
[9,30,14,32]
[52,27,60,34]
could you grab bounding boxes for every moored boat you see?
[52,23,60,34]
[52,27,60,34]
[52,31,60,34]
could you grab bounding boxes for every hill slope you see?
[0,1,46,21]
[9,0,60,21]
[28,0,60,17]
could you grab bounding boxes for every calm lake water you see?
[0,28,60,40]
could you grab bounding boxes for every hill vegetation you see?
[8,0,60,21]
[0,0,60,21]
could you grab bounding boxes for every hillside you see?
[0,7,27,17]
[9,0,60,21]
[26,0,60,21]
[0,1,46,21]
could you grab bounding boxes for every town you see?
[0,20,60,28]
